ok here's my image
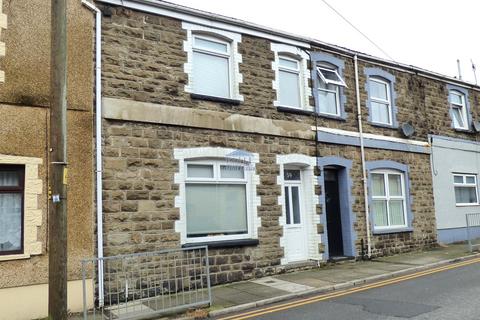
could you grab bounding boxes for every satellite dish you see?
[400,122,415,138]
[473,120,480,133]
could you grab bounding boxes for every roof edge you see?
[96,0,480,90]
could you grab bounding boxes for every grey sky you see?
[168,0,479,84]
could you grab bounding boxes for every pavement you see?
[221,257,480,319]
[70,243,479,320]
[208,243,478,318]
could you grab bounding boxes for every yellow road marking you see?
[218,257,480,320]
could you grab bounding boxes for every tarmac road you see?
[217,259,480,320]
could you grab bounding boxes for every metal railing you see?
[82,246,211,320]
[466,213,480,252]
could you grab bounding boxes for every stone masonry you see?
[98,3,477,284]
[103,122,318,284]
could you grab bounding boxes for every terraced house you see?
[0,1,96,319]
[94,0,480,286]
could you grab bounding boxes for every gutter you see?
[81,0,104,306]
[97,0,480,91]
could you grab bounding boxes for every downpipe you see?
[81,0,104,306]
[354,54,372,259]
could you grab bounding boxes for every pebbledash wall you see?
[0,1,95,319]
[96,0,479,285]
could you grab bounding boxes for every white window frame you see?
[174,148,260,245]
[277,55,303,109]
[369,77,393,125]
[371,169,408,230]
[453,173,479,206]
[316,63,344,117]
[183,22,243,101]
[184,160,252,242]
[316,66,347,87]
[191,34,232,99]
[271,43,312,111]
[449,90,469,130]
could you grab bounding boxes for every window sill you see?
[453,127,474,133]
[0,252,30,261]
[369,121,398,129]
[182,238,259,249]
[372,227,413,235]
[317,112,347,121]
[455,203,480,207]
[276,106,314,116]
[190,93,242,105]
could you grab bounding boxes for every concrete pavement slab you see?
[229,282,289,298]
[275,273,334,288]
[252,277,314,292]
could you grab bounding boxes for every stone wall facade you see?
[98,3,478,285]
[103,121,318,284]
[102,119,437,284]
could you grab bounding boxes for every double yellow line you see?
[217,257,480,320]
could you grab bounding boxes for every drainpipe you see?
[81,0,104,306]
[354,54,372,258]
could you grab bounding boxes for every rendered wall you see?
[0,0,95,318]
[431,136,480,243]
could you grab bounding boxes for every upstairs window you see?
[453,174,478,206]
[369,77,392,125]
[271,43,311,111]
[371,170,407,230]
[0,165,24,255]
[183,22,243,102]
[365,68,398,128]
[192,35,232,99]
[317,63,346,116]
[278,55,302,108]
[449,90,468,130]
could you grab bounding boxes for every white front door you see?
[283,169,308,263]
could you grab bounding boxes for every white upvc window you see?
[449,90,469,130]
[317,64,346,116]
[183,22,243,101]
[371,170,408,230]
[369,77,392,125]
[184,160,252,241]
[453,174,479,206]
[278,55,302,109]
[271,43,311,111]
[191,35,232,99]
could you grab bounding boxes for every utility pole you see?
[49,0,68,319]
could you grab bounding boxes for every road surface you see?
[218,259,480,320]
